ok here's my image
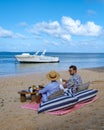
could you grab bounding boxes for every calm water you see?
[0,52,104,76]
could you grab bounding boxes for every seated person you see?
[62,65,82,94]
[38,71,61,103]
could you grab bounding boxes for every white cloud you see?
[33,21,61,34]
[62,16,102,36]
[18,22,28,27]
[43,39,59,46]
[0,26,13,38]
[31,21,71,42]
[30,16,102,46]
[0,26,26,39]
[60,34,71,41]
[14,33,26,39]
[87,10,96,15]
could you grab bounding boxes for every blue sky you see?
[0,0,104,52]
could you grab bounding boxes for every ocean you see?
[0,52,104,76]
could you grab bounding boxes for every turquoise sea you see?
[0,52,104,76]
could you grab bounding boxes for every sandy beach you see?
[0,68,104,130]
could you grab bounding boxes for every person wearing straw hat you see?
[38,71,61,103]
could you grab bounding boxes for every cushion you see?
[48,89,64,100]
[77,81,90,92]
[38,95,78,113]
[75,89,98,103]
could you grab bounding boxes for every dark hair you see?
[69,65,77,71]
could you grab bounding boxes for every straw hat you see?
[46,71,60,81]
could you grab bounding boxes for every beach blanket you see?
[21,96,98,116]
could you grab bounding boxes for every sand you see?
[0,68,104,130]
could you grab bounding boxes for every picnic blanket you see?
[21,96,98,116]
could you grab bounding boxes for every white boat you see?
[15,50,60,63]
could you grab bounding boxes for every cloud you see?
[62,16,102,36]
[43,39,59,46]
[0,26,13,38]
[30,21,59,34]
[30,21,71,42]
[0,26,26,39]
[30,16,102,46]
[18,22,28,27]
[14,33,26,39]
[87,9,96,15]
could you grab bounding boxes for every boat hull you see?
[15,55,59,63]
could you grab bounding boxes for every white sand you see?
[0,69,104,130]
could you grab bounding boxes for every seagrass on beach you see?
[0,67,104,130]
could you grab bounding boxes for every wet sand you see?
[0,68,104,130]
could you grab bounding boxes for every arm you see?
[63,83,68,88]
[62,79,68,83]
[66,79,75,88]
[38,87,47,94]
[67,75,82,88]
[38,83,50,94]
